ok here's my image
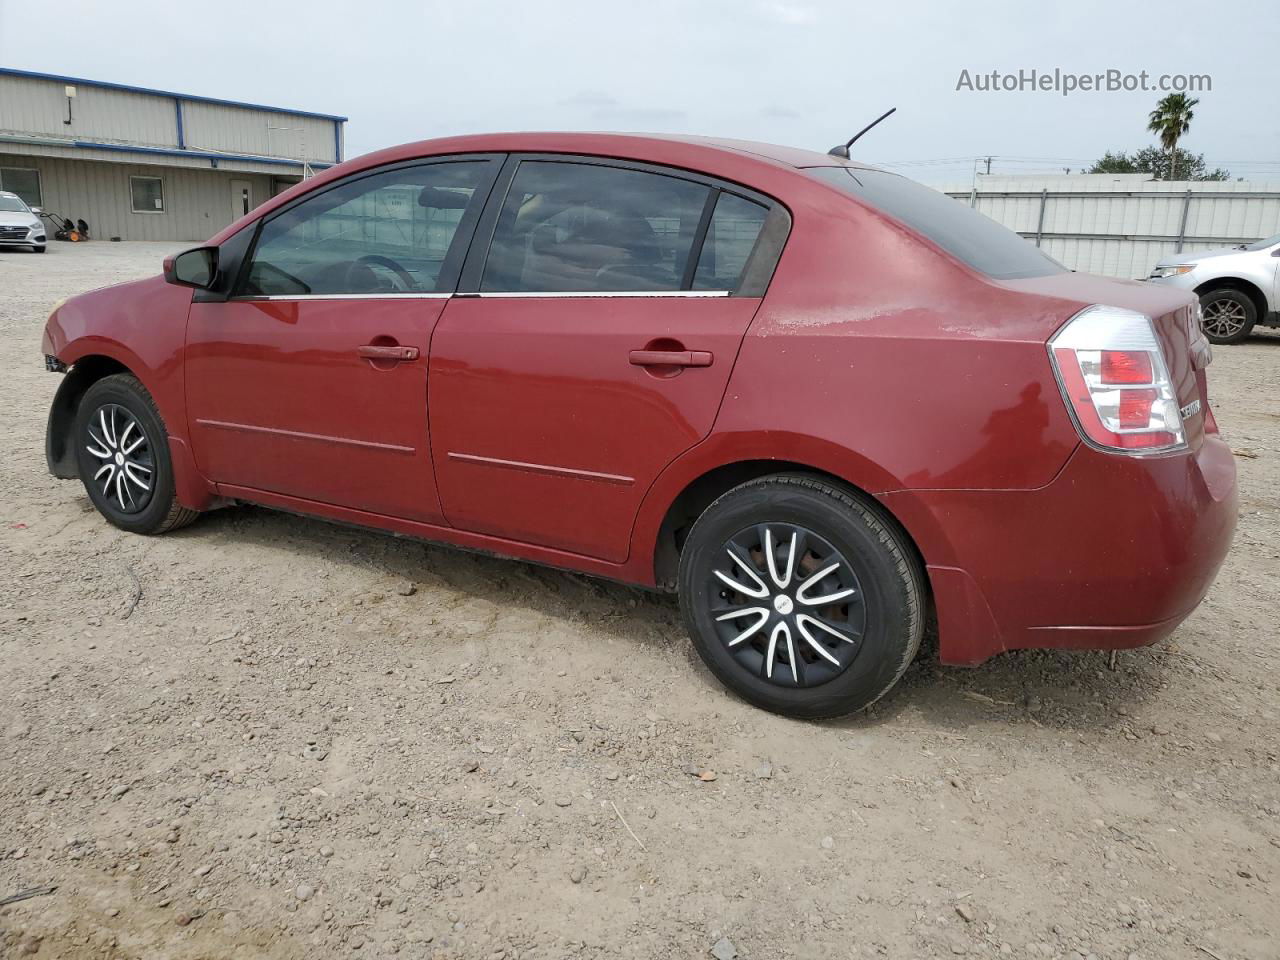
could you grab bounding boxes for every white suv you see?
[0,191,46,253]
[1148,234,1280,343]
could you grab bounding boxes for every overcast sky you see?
[1,0,1276,184]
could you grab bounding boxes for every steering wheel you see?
[345,254,418,292]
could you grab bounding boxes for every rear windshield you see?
[808,166,1065,280]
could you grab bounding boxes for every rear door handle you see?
[358,344,419,362]
[628,349,713,368]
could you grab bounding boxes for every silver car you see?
[1148,234,1280,344]
[0,191,46,253]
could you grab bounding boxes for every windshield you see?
[0,195,31,213]
[1242,233,1280,252]
[808,166,1065,280]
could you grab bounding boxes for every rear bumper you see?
[882,434,1238,665]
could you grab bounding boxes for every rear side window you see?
[693,193,768,290]
[481,161,711,293]
[808,166,1064,280]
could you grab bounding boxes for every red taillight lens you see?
[1048,306,1187,456]
[1100,350,1153,385]
[1117,388,1158,429]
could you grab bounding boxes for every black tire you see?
[1199,289,1256,344]
[72,373,199,535]
[677,474,924,720]
[33,245,46,254]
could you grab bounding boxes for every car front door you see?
[428,157,784,562]
[185,156,500,522]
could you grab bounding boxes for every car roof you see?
[208,131,884,246]
[650,134,880,170]
[351,131,877,176]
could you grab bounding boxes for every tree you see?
[1087,147,1229,181]
[1147,93,1198,179]
[1089,150,1139,174]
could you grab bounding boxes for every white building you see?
[938,173,1280,278]
[0,68,346,241]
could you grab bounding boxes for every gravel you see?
[0,243,1277,958]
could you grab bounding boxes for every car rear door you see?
[428,156,788,562]
[185,156,501,522]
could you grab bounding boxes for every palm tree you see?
[1147,93,1199,180]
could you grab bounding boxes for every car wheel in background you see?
[677,474,924,720]
[72,374,199,535]
[1199,289,1256,344]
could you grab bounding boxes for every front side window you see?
[0,168,41,208]
[241,160,493,296]
[1242,233,1280,252]
[809,166,1065,280]
[130,176,165,214]
[693,192,768,290]
[481,161,711,293]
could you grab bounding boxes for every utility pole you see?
[984,156,993,175]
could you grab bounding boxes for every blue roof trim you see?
[72,139,334,170]
[0,66,348,123]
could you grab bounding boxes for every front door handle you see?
[628,349,713,368]
[358,344,419,362]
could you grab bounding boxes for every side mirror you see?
[164,246,218,289]
[30,206,44,216]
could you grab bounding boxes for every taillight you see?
[1048,305,1186,455]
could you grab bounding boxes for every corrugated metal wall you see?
[0,152,274,241]
[0,72,341,163]
[941,175,1280,278]
[182,101,337,164]
[0,74,176,147]
[0,71,340,241]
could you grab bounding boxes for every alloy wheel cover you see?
[706,522,866,688]
[83,403,156,515]
[1202,298,1248,338]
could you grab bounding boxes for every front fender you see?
[41,276,218,510]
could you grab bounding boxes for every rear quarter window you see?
[808,166,1065,281]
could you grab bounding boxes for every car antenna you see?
[827,107,897,159]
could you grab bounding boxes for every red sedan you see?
[41,133,1237,718]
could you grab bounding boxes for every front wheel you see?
[1199,289,1256,344]
[72,374,199,535]
[677,474,924,720]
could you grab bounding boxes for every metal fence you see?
[940,174,1280,279]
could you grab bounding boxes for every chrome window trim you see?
[230,292,454,302]
[227,291,734,302]
[464,290,732,299]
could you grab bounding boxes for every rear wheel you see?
[73,374,199,535]
[677,474,924,719]
[1199,289,1256,344]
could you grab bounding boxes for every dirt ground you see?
[1,242,1277,960]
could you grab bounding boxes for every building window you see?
[130,176,165,214]
[0,167,42,208]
